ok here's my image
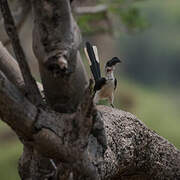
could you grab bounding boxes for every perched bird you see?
[84,42,121,107]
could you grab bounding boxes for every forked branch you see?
[0,68,99,179]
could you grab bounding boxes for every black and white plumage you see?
[84,42,121,107]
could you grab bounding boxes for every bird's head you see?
[105,57,121,75]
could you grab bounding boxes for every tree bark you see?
[32,0,88,113]
[98,106,180,179]
[0,0,180,180]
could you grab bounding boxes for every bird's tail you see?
[84,42,101,81]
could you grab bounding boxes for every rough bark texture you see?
[0,0,180,180]
[98,106,180,179]
[32,0,88,113]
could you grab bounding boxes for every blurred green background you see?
[0,0,180,179]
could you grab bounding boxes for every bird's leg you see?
[109,94,114,108]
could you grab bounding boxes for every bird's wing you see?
[94,77,106,92]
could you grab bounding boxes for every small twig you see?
[0,0,43,105]
[74,4,108,15]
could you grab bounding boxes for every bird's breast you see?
[98,79,114,98]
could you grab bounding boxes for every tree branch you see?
[0,41,44,95]
[97,106,180,179]
[0,41,24,90]
[0,71,36,139]
[0,0,42,105]
[74,4,108,15]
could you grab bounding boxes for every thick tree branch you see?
[0,71,36,139]
[97,106,180,179]
[0,0,42,105]
[32,0,88,113]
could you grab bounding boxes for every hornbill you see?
[84,42,121,107]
